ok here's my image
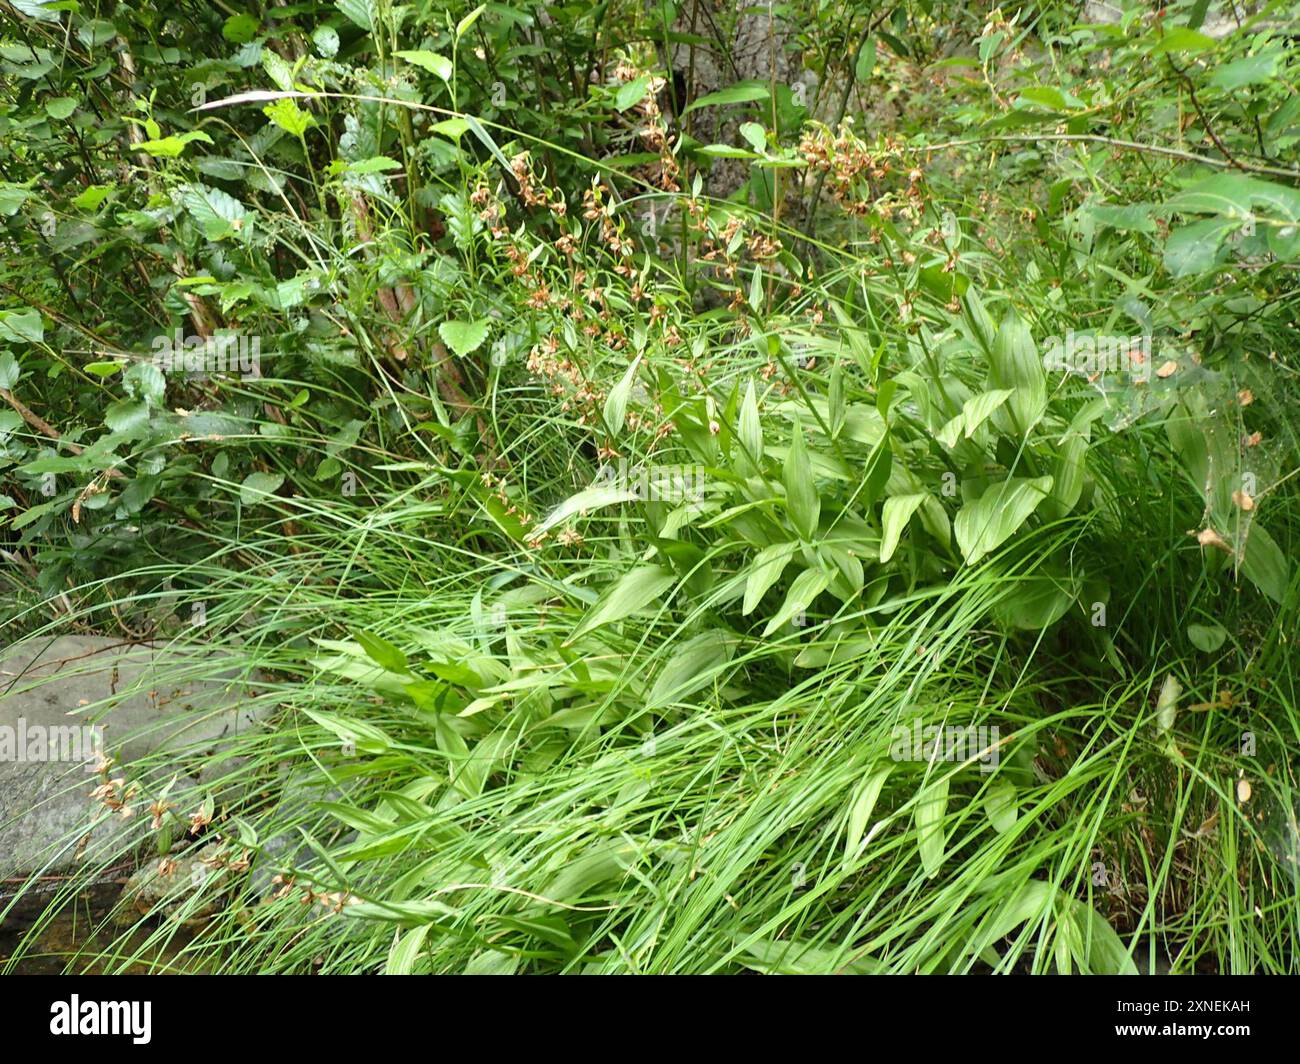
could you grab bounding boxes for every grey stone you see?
[0,636,268,884]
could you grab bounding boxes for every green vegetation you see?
[1,0,1298,973]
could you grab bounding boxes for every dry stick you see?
[915,133,1300,181]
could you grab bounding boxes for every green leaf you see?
[568,565,676,642]
[743,542,797,615]
[1149,27,1216,55]
[0,308,44,345]
[312,25,340,57]
[1241,523,1289,604]
[396,50,453,81]
[438,319,490,356]
[916,776,948,877]
[349,156,403,174]
[1209,52,1281,91]
[738,378,763,471]
[72,183,114,211]
[301,708,391,753]
[880,493,926,563]
[0,184,32,216]
[44,96,76,120]
[239,471,285,506]
[0,353,20,389]
[1155,674,1181,735]
[430,118,470,140]
[615,76,651,112]
[844,765,892,866]
[738,122,766,153]
[530,482,640,539]
[1163,218,1233,277]
[854,36,877,83]
[354,631,410,674]
[104,399,148,433]
[1085,202,1158,234]
[959,388,1015,443]
[222,13,260,43]
[682,81,769,115]
[761,566,830,636]
[385,924,431,974]
[135,131,213,158]
[455,4,486,39]
[178,182,248,240]
[783,424,819,540]
[1187,623,1228,653]
[984,781,1018,834]
[954,476,1054,565]
[263,98,313,138]
[988,312,1045,433]
[646,630,735,709]
[336,0,375,31]
[602,355,641,436]
[1016,86,1076,112]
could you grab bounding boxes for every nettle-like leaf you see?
[0,307,44,345]
[264,98,314,138]
[336,0,376,31]
[0,352,20,389]
[438,319,489,357]
[178,182,248,240]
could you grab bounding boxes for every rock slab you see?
[0,636,267,884]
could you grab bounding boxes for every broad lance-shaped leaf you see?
[646,630,736,708]
[386,925,432,975]
[1241,522,1289,604]
[395,50,452,80]
[530,482,640,539]
[743,542,797,614]
[602,354,641,436]
[762,566,830,637]
[935,389,1012,450]
[879,493,926,563]
[682,81,769,115]
[984,781,1018,834]
[783,423,819,540]
[568,565,676,643]
[954,475,1053,565]
[844,764,893,867]
[738,378,763,472]
[916,775,948,878]
[239,471,284,506]
[989,312,1045,434]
